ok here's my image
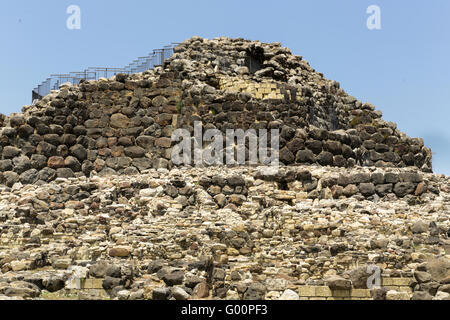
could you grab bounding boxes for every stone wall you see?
[0,36,434,186]
[0,165,449,300]
[0,74,432,187]
[297,277,412,300]
[48,277,414,301]
[219,76,285,100]
[0,37,446,301]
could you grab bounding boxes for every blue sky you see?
[1,0,449,174]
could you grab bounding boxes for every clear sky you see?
[1,0,449,174]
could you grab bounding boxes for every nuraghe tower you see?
[0,37,448,301]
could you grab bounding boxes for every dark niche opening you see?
[245,45,265,74]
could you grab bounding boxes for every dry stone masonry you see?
[0,37,449,301]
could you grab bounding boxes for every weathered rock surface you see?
[0,165,447,300]
[0,37,446,300]
[0,37,433,187]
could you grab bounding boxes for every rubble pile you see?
[0,37,447,300]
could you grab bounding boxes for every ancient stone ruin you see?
[0,37,449,301]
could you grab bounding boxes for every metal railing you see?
[32,43,180,104]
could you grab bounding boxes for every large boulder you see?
[426,257,450,283]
